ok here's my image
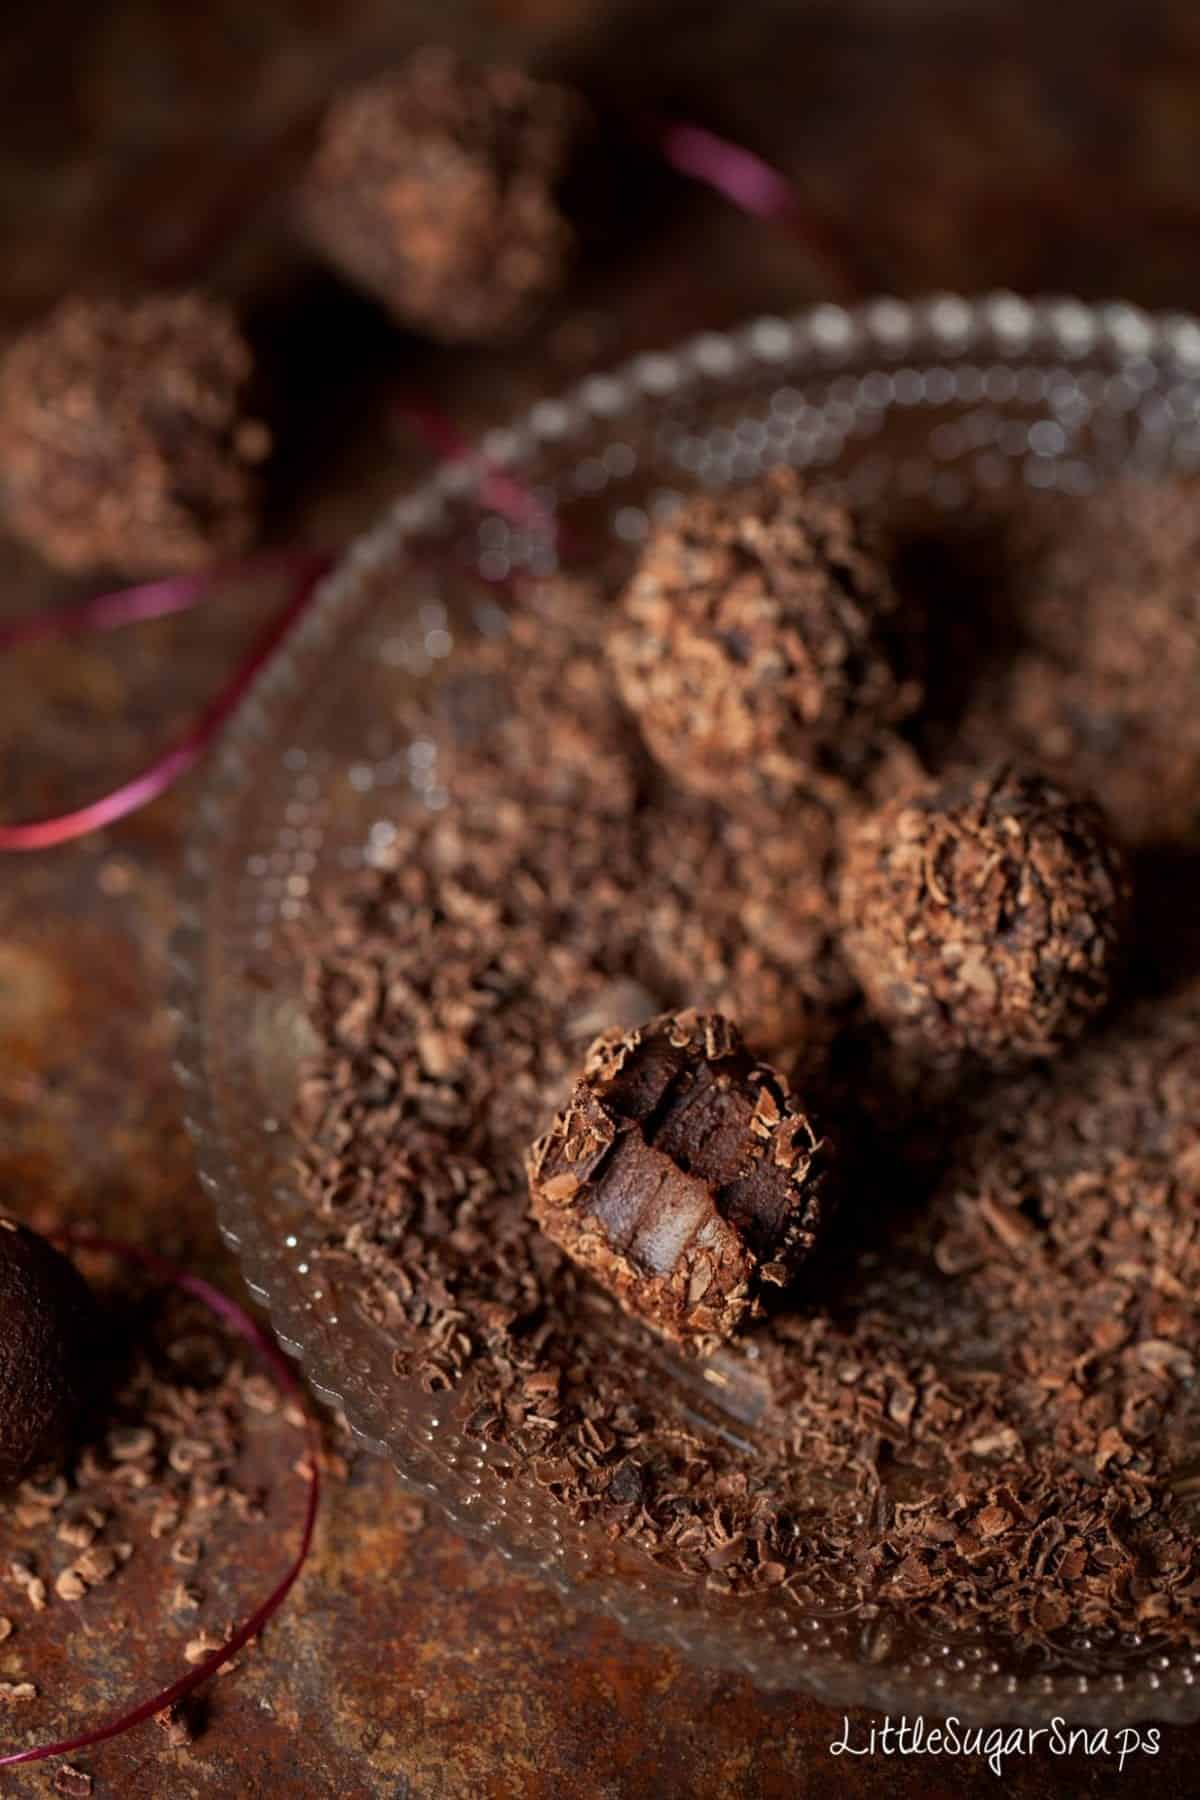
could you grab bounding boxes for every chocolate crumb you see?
[54,1567,86,1602]
[53,1767,92,1797]
[183,1630,225,1666]
[155,1699,196,1748]
[9,1561,47,1613]
[394,1498,427,1535]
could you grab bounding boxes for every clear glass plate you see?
[171,295,1200,1723]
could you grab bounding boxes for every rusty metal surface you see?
[4,3,1200,1793]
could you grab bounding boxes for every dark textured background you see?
[3,2,1200,1793]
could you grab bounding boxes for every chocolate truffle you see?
[609,468,921,803]
[527,1010,835,1349]
[0,1218,94,1487]
[838,764,1131,1066]
[302,48,580,344]
[0,293,269,575]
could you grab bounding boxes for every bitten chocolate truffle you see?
[0,293,269,575]
[527,1010,835,1349]
[609,468,921,803]
[302,48,580,344]
[838,764,1131,1065]
[0,1218,95,1487]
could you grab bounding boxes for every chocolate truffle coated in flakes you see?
[0,1218,95,1488]
[839,764,1131,1066]
[0,293,269,575]
[302,48,580,344]
[527,1010,835,1349]
[609,468,922,803]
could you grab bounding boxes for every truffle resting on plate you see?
[527,1009,836,1350]
[838,763,1131,1067]
[609,467,923,804]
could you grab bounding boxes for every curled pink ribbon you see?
[0,552,331,850]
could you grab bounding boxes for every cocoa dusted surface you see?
[5,2,1200,1794]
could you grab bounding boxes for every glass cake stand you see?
[171,295,1200,1723]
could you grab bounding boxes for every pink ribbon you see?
[655,118,867,299]
[0,553,331,850]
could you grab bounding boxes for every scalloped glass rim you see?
[171,295,1200,1724]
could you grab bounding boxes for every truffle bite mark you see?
[527,1010,835,1348]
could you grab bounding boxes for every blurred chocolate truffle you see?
[302,47,581,344]
[0,292,269,576]
[609,468,922,804]
[0,1217,95,1487]
[838,764,1130,1066]
[527,1009,835,1349]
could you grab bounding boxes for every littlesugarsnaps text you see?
[829,1715,1161,1778]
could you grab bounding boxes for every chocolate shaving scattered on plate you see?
[290,478,1200,1662]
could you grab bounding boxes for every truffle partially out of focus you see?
[0,293,269,576]
[302,48,581,344]
[609,468,922,804]
[838,764,1131,1066]
[527,1010,835,1349]
[0,1217,95,1487]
